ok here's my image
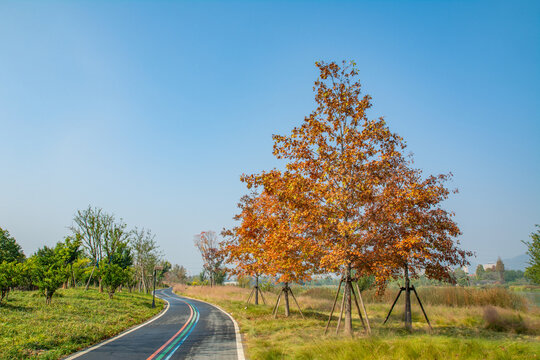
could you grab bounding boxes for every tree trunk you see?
[85,264,96,291]
[344,265,353,335]
[71,264,76,288]
[99,277,103,293]
[255,276,259,305]
[284,283,290,317]
[404,264,412,331]
[142,267,147,293]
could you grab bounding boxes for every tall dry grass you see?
[291,285,529,311]
[173,284,529,311]
[363,286,529,311]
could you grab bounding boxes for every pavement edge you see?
[62,293,171,360]
[176,293,247,360]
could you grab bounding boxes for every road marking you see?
[147,297,200,360]
[146,300,195,360]
[64,292,171,360]
[162,308,200,360]
[178,294,246,360]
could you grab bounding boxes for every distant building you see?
[482,263,496,271]
[223,280,238,286]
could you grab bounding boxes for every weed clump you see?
[483,306,532,334]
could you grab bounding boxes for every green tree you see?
[213,262,227,285]
[55,236,82,288]
[0,227,25,263]
[30,245,66,304]
[523,225,540,284]
[453,268,469,286]
[357,275,375,292]
[101,263,128,299]
[475,264,485,279]
[100,238,133,299]
[0,262,25,303]
[504,269,525,283]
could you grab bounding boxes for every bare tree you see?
[194,231,225,287]
[132,227,161,293]
[70,206,108,291]
[103,217,131,264]
[165,264,188,284]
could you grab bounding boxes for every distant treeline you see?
[0,206,184,304]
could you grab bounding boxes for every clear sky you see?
[1,0,538,274]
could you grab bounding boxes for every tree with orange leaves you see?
[241,61,471,334]
[222,193,269,305]
[371,162,472,330]
[243,61,406,333]
[223,190,318,316]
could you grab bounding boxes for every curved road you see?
[67,288,243,360]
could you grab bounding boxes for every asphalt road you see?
[67,288,242,360]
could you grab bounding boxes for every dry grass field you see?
[174,284,540,360]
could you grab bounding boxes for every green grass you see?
[174,285,540,360]
[0,288,164,359]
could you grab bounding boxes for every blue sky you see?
[0,0,538,273]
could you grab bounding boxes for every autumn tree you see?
[243,61,407,332]
[373,161,471,330]
[239,61,471,334]
[194,231,225,287]
[223,191,317,313]
[222,193,271,305]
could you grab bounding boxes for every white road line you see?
[177,294,246,360]
[63,292,171,360]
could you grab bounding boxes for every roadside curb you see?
[63,294,170,360]
[176,293,247,360]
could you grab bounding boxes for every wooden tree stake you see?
[289,287,305,319]
[272,290,283,318]
[354,282,371,334]
[335,284,347,335]
[412,285,432,330]
[259,288,267,305]
[383,287,404,325]
[324,278,343,334]
[383,284,433,331]
[351,285,366,331]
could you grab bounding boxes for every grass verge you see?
[0,288,164,360]
[174,285,540,360]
